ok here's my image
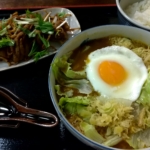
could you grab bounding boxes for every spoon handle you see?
[0,86,58,128]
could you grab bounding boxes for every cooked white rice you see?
[125,0,150,28]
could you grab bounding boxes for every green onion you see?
[58,12,66,18]
[33,50,49,62]
[38,33,50,48]
[28,38,50,61]
[28,40,38,57]
[0,25,11,36]
[35,21,54,33]
[0,38,15,48]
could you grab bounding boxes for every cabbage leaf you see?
[55,85,74,97]
[59,96,92,120]
[102,135,122,147]
[80,121,105,143]
[138,72,150,106]
[51,54,93,95]
[80,121,122,147]
[52,53,86,80]
[65,79,93,94]
[59,96,90,107]
[126,128,150,149]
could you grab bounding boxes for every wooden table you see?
[0,0,116,10]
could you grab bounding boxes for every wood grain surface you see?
[0,0,116,10]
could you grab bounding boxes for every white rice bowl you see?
[116,0,150,30]
[125,0,150,28]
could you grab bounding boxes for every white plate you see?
[0,7,81,71]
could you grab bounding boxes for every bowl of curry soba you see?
[48,25,150,150]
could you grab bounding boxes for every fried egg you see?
[85,45,148,101]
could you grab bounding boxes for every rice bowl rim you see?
[116,0,150,31]
[48,24,150,150]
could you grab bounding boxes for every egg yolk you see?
[98,61,128,86]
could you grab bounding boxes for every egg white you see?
[85,45,148,101]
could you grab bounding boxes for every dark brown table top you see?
[0,0,116,10]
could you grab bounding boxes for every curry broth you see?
[70,37,111,71]
[69,35,148,71]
